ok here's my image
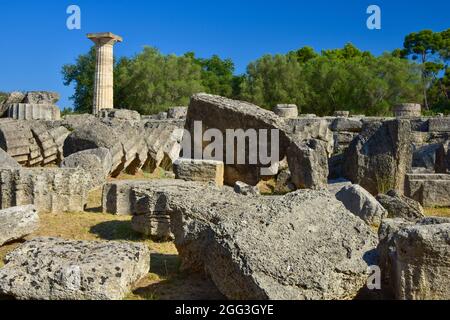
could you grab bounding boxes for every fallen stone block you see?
[405,173,450,207]
[378,218,450,300]
[429,118,450,132]
[173,158,224,187]
[0,237,150,300]
[335,184,388,226]
[98,108,141,121]
[344,120,413,195]
[287,139,329,190]
[169,188,378,300]
[376,190,425,222]
[61,148,112,189]
[22,91,60,105]
[0,167,91,213]
[0,205,39,246]
[167,106,188,119]
[63,121,124,174]
[412,143,441,171]
[330,118,362,132]
[0,148,21,169]
[327,179,352,196]
[131,214,173,241]
[435,141,450,173]
[102,180,153,215]
[185,94,331,188]
[6,103,61,121]
[234,181,260,196]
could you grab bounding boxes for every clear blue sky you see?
[0,0,449,109]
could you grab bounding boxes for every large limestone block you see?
[98,109,141,121]
[378,218,450,300]
[287,139,329,190]
[412,143,441,171]
[102,180,153,215]
[173,158,224,187]
[0,237,150,300]
[429,118,450,132]
[22,91,60,105]
[167,106,188,119]
[376,190,425,222]
[394,222,450,300]
[335,184,388,226]
[169,188,378,300]
[330,118,362,132]
[0,205,39,246]
[102,179,208,216]
[6,103,61,121]
[61,148,112,189]
[131,214,173,241]
[435,141,450,173]
[406,173,450,207]
[63,121,124,173]
[0,168,91,213]
[0,148,21,169]
[289,118,335,156]
[185,94,330,188]
[344,120,413,195]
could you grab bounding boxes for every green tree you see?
[240,54,306,110]
[287,46,318,64]
[403,30,444,109]
[321,43,373,60]
[240,45,422,116]
[114,47,204,114]
[62,47,97,113]
[190,54,236,97]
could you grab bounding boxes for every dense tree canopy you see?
[114,47,204,114]
[61,29,449,116]
[240,45,423,116]
[400,29,450,112]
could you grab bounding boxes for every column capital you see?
[87,32,123,46]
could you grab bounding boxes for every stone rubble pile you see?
[0,90,449,301]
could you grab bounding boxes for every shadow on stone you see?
[90,220,141,241]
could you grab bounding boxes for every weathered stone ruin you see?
[0,91,61,121]
[184,93,332,189]
[0,237,150,300]
[378,218,450,300]
[0,167,91,213]
[169,187,378,299]
[0,205,39,246]
[0,87,449,301]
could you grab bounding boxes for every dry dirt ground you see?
[0,175,449,300]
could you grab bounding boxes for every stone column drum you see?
[273,104,299,119]
[87,32,123,115]
[393,103,421,118]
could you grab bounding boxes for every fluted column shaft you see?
[87,33,122,115]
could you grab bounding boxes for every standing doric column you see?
[87,32,123,115]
